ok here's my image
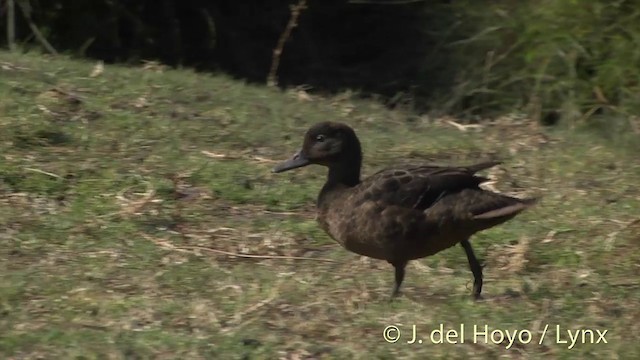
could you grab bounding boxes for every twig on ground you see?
[446,119,483,132]
[23,167,62,179]
[141,233,338,263]
[201,150,277,163]
[232,287,279,324]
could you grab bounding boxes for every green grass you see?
[1,51,639,359]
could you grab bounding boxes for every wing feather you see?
[353,162,499,211]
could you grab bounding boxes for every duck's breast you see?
[317,201,390,260]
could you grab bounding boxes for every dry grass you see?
[1,51,639,359]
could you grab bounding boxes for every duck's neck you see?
[318,146,362,207]
[327,158,361,187]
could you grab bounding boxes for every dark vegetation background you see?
[2,0,640,123]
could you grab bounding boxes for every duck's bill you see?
[272,150,310,173]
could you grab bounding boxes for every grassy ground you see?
[1,51,639,359]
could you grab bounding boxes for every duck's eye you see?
[315,134,325,142]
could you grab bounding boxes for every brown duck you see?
[273,122,536,299]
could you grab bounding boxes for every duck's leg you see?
[390,260,408,298]
[460,239,483,300]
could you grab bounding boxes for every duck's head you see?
[273,122,362,173]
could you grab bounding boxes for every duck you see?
[272,121,537,300]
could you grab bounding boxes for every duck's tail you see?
[472,196,538,220]
[459,160,539,226]
[470,193,539,229]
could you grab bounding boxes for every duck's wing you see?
[356,161,500,211]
